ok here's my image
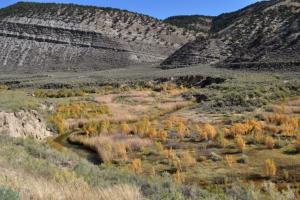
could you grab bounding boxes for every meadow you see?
[0,65,300,199]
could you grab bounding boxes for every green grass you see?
[0,135,296,199]
[0,90,40,112]
[191,71,300,112]
[0,65,300,199]
[0,135,187,199]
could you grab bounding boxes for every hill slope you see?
[164,15,214,34]
[161,0,300,69]
[0,2,201,73]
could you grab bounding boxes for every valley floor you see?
[0,65,300,199]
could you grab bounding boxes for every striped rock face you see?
[162,0,300,70]
[0,2,201,73]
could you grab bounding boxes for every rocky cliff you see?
[162,0,300,69]
[0,2,200,73]
[0,110,53,140]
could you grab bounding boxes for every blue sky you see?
[0,0,261,19]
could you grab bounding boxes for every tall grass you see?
[0,168,144,200]
[77,134,152,163]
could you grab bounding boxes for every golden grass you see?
[197,123,217,140]
[180,151,196,168]
[82,134,152,163]
[172,170,185,184]
[50,101,110,134]
[0,167,144,200]
[226,120,262,137]
[128,159,142,174]
[265,159,277,177]
[265,136,275,149]
[224,155,234,167]
[235,135,245,152]
[156,101,191,112]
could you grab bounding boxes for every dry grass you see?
[128,159,142,174]
[157,130,167,142]
[265,136,275,149]
[224,155,234,167]
[294,137,300,152]
[263,113,300,136]
[0,167,144,200]
[226,120,262,137]
[172,170,185,184]
[94,90,191,124]
[83,134,152,163]
[235,135,245,152]
[180,151,196,168]
[265,159,277,177]
[198,123,217,140]
[156,101,191,112]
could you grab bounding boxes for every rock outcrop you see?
[161,0,300,69]
[0,110,53,140]
[0,2,201,73]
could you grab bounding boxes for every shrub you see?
[136,117,151,137]
[55,102,109,119]
[280,117,300,136]
[157,130,167,142]
[265,159,277,177]
[175,121,187,140]
[34,88,86,98]
[224,155,234,167]
[180,152,196,168]
[246,119,263,135]
[172,170,184,184]
[49,114,65,134]
[0,85,8,91]
[121,122,130,135]
[154,142,164,152]
[196,125,207,141]
[100,120,110,134]
[265,136,275,149]
[216,132,229,148]
[146,127,157,138]
[82,135,152,163]
[163,120,172,130]
[228,123,247,137]
[254,132,265,144]
[283,169,289,180]
[115,143,128,160]
[265,114,288,125]
[227,120,263,138]
[0,186,19,200]
[129,159,142,174]
[203,123,217,140]
[50,101,110,134]
[96,143,113,163]
[164,148,176,160]
[235,135,245,152]
[83,122,99,135]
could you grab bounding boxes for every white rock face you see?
[0,110,53,140]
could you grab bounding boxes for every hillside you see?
[0,2,201,73]
[161,0,300,69]
[164,15,213,34]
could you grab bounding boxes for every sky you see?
[0,0,261,19]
